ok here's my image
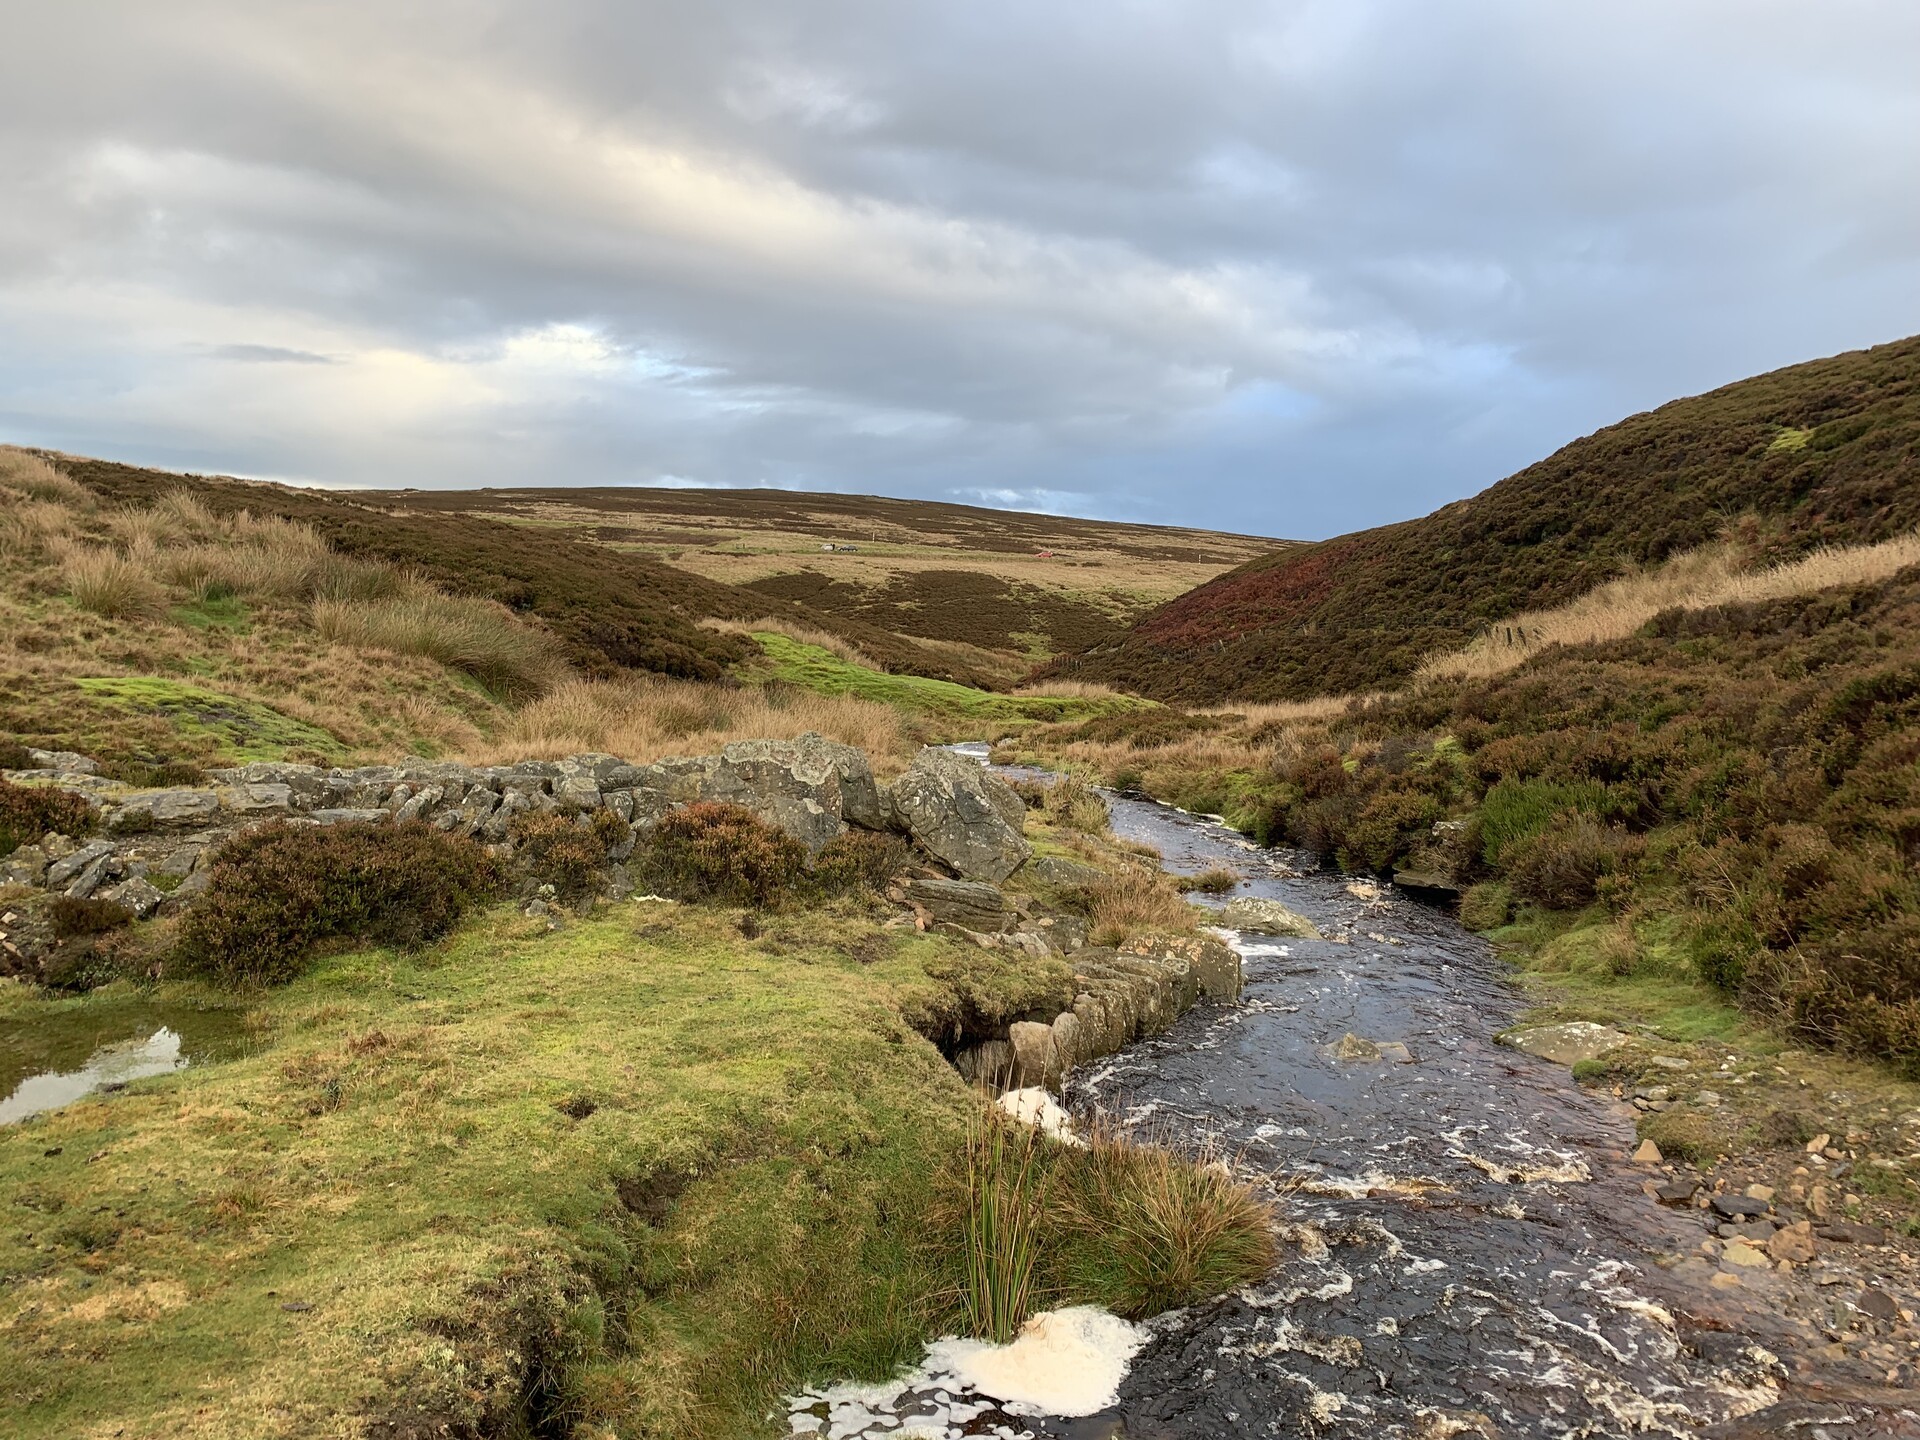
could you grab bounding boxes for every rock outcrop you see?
[3,741,1243,1085]
[885,748,1032,882]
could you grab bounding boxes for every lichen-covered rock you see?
[46,840,115,891]
[694,733,882,854]
[886,749,1031,882]
[1219,896,1322,939]
[112,790,222,830]
[907,877,1015,933]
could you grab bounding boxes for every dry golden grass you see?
[461,674,909,768]
[701,615,886,671]
[0,445,95,508]
[312,592,568,701]
[1088,865,1198,947]
[1417,531,1920,684]
[1012,679,1129,700]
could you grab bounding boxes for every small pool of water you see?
[0,1000,257,1125]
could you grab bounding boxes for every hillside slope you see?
[1052,334,1920,701]
[56,457,1000,687]
[368,484,1286,667]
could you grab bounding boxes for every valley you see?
[6,332,1920,1439]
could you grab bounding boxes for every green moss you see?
[0,897,1223,1438]
[72,678,344,763]
[1768,425,1815,452]
[746,632,1148,730]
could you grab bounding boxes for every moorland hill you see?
[1051,333,1920,701]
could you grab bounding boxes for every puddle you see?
[0,1001,255,1125]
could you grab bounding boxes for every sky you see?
[1,2,1916,539]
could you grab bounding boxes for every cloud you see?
[0,1,1915,535]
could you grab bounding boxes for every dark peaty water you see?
[1042,794,1918,1440]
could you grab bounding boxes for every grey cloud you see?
[0,1,1916,537]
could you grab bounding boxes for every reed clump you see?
[956,1104,1275,1339]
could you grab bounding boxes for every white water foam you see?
[787,1306,1146,1437]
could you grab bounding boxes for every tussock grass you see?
[1418,531,1920,684]
[1040,773,1110,833]
[465,673,908,767]
[313,592,568,700]
[1057,1127,1276,1320]
[1088,865,1198,947]
[60,544,167,619]
[0,446,94,508]
[957,1105,1276,1339]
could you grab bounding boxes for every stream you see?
[794,768,1920,1440]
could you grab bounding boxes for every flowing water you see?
[797,761,1916,1440]
[1055,793,1915,1440]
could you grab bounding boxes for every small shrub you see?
[177,819,502,984]
[0,741,30,770]
[810,830,908,898]
[48,895,133,939]
[0,778,97,857]
[1506,815,1640,910]
[1638,1109,1735,1167]
[1477,778,1611,866]
[1175,868,1238,895]
[1458,881,1512,931]
[509,811,606,903]
[1755,1108,1821,1149]
[639,802,807,909]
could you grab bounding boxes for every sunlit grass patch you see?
[746,632,1148,730]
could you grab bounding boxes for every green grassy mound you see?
[73,678,346,763]
[747,632,1147,731]
[0,905,1022,1438]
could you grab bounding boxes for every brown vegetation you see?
[176,819,503,984]
[466,674,907,768]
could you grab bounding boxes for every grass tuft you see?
[312,593,568,700]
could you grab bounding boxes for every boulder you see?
[220,782,293,816]
[1007,1021,1055,1088]
[694,734,882,853]
[309,808,388,826]
[46,840,115,891]
[112,789,221,829]
[1767,1221,1817,1264]
[1219,896,1322,939]
[2,844,49,887]
[1120,932,1242,1003]
[1500,1021,1629,1066]
[101,876,165,919]
[887,749,1031,882]
[1019,854,1108,891]
[26,749,100,775]
[907,877,1015,933]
